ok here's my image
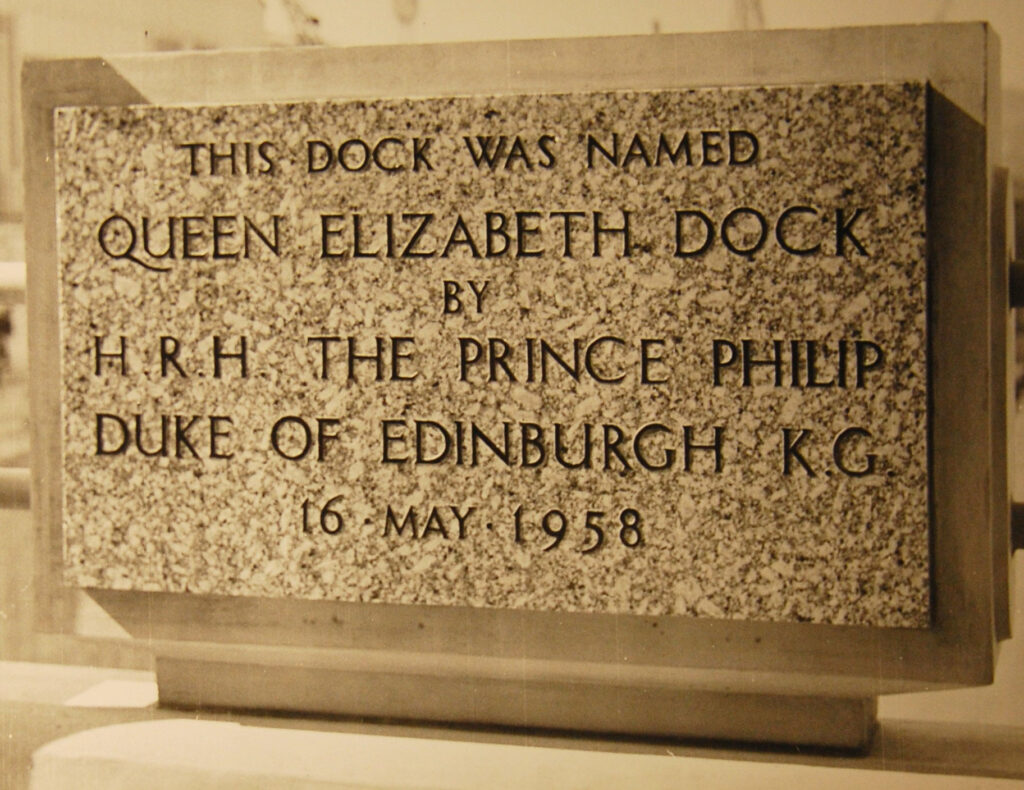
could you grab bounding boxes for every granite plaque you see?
[54,83,928,627]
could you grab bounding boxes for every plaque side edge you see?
[22,58,150,638]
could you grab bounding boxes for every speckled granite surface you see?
[53,84,929,627]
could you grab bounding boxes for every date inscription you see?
[303,498,644,554]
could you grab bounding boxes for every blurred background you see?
[0,0,1022,733]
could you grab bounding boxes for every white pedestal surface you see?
[29,719,1023,790]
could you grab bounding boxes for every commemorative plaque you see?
[26,25,1006,748]
[54,84,928,627]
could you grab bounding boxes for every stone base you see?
[156,651,877,750]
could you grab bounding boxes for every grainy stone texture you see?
[54,84,929,627]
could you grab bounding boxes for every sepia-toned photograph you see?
[1,1,1023,787]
